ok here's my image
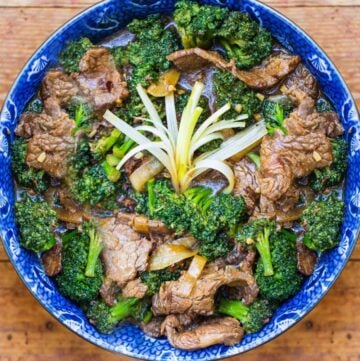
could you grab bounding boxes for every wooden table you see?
[1,1,359,360]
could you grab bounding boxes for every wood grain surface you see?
[0,1,359,360]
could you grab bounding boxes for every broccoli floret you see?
[213,70,261,120]
[184,186,220,242]
[236,219,275,276]
[174,1,272,68]
[15,193,57,253]
[209,192,247,229]
[71,163,118,207]
[68,140,92,176]
[86,297,152,334]
[148,179,190,233]
[115,93,147,124]
[218,298,273,333]
[185,186,247,246]
[66,101,94,135]
[59,37,93,73]
[256,230,303,302]
[126,14,180,89]
[217,11,272,69]
[301,196,344,252]
[111,46,128,68]
[174,0,227,49]
[316,97,333,113]
[262,99,293,136]
[310,138,347,192]
[145,181,246,256]
[56,224,103,303]
[140,268,182,295]
[11,138,49,192]
[199,233,230,261]
[133,191,150,215]
[26,98,43,113]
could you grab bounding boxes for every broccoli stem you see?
[147,179,156,215]
[85,228,103,278]
[218,298,249,321]
[184,186,213,212]
[110,297,139,320]
[255,227,274,276]
[113,137,135,159]
[142,310,153,324]
[103,160,121,183]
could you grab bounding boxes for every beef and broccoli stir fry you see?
[12,0,346,351]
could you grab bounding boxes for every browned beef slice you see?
[100,278,121,306]
[139,317,164,338]
[284,97,343,138]
[75,48,129,110]
[15,111,75,178]
[41,70,79,107]
[161,315,243,350]
[296,242,318,276]
[283,64,319,103]
[41,240,62,277]
[122,278,148,299]
[97,217,153,287]
[236,53,301,89]
[233,158,260,214]
[152,265,256,317]
[218,246,259,305]
[168,48,300,89]
[259,132,332,203]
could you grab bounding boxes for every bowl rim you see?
[0,0,359,359]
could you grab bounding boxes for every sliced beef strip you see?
[282,63,319,103]
[284,97,343,138]
[233,158,260,215]
[139,317,164,338]
[152,265,256,317]
[168,48,300,89]
[259,132,332,203]
[218,245,259,305]
[75,47,129,110]
[41,70,79,109]
[97,216,153,287]
[100,278,121,306]
[41,239,62,277]
[161,315,243,351]
[296,241,318,276]
[15,109,76,178]
[122,278,148,299]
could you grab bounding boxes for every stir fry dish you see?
[12,0,346,351]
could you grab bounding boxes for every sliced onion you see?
[177,255,207,297]
[148,243,198,271]
[129,157,165,192]
[172,236,198,249]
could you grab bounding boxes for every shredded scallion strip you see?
[103,81,267,193]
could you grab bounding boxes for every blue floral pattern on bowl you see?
[0,0,359,360]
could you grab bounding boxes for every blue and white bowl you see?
[0,0,359,360]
